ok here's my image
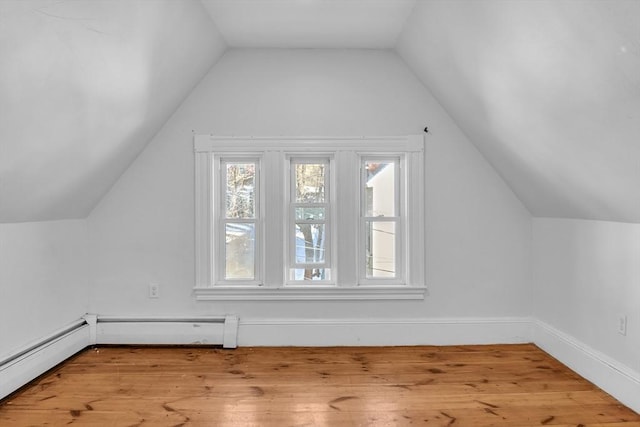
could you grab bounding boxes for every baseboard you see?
[0,315,238,401]
[95,315,236,347]
[238,316,533,346]
[533,320,640,413]
[0,322,90,401]
[8,315,638,415]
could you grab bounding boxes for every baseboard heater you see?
[94,315,238,348]
[0,319,88,370]
[0,319,90,401]
[0,314,238,401]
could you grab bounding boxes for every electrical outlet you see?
[149,283,159,299]
[618,314,627,336]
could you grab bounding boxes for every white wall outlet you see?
[149,283,159,299]
[618,314,627,336]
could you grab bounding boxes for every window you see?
[361,157,400,283]
[217,159,260,283]
[194,136,425,301]
[289,157,332,282]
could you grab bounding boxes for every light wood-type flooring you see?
[1,344,639,426]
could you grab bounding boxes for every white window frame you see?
[213,155,262,286]
[194,136,426,301]
[359,155,403,285]
[286,155,335,285]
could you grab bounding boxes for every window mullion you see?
[262,151,284,287]
[335,150,358,287]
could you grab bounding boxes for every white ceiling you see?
[1,0,638,223]
[201,0,416,48]
[397,0,640,223]
[0,0,225,222]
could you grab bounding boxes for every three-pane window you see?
[194,136,425,299]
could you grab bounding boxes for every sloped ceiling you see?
[201,0,416,48]
[397,0,640,223]
[2,0,638,223]
[0,0,225,222]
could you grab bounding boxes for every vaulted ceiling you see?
[0,0,225,222]
[200,0,415,48]
[1,0,638,223]
[398,0,640,223]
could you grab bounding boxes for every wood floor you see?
[1,344,638,426]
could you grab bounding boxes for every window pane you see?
[225,223,255,280]
[364,161,395,217]
[295,207,325,220]
[291,268,329,281]
[295,223,326,264]
[295,163,325,203]
[365,221,396,278]
[225,163,255,219]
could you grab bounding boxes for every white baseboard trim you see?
[238,316,533,346]
[95,315,234,347]
[0,322,90,401]
[6,315,638,416]
[0,315,238,401]
[533,320,640,413]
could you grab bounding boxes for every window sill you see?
[193,286,426,301]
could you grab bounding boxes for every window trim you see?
[194,135,426,301]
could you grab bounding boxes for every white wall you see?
[533,218,640,372]
[88,49,531,327]
[0,220,88,358]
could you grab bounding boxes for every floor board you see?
[1,344,638,426]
